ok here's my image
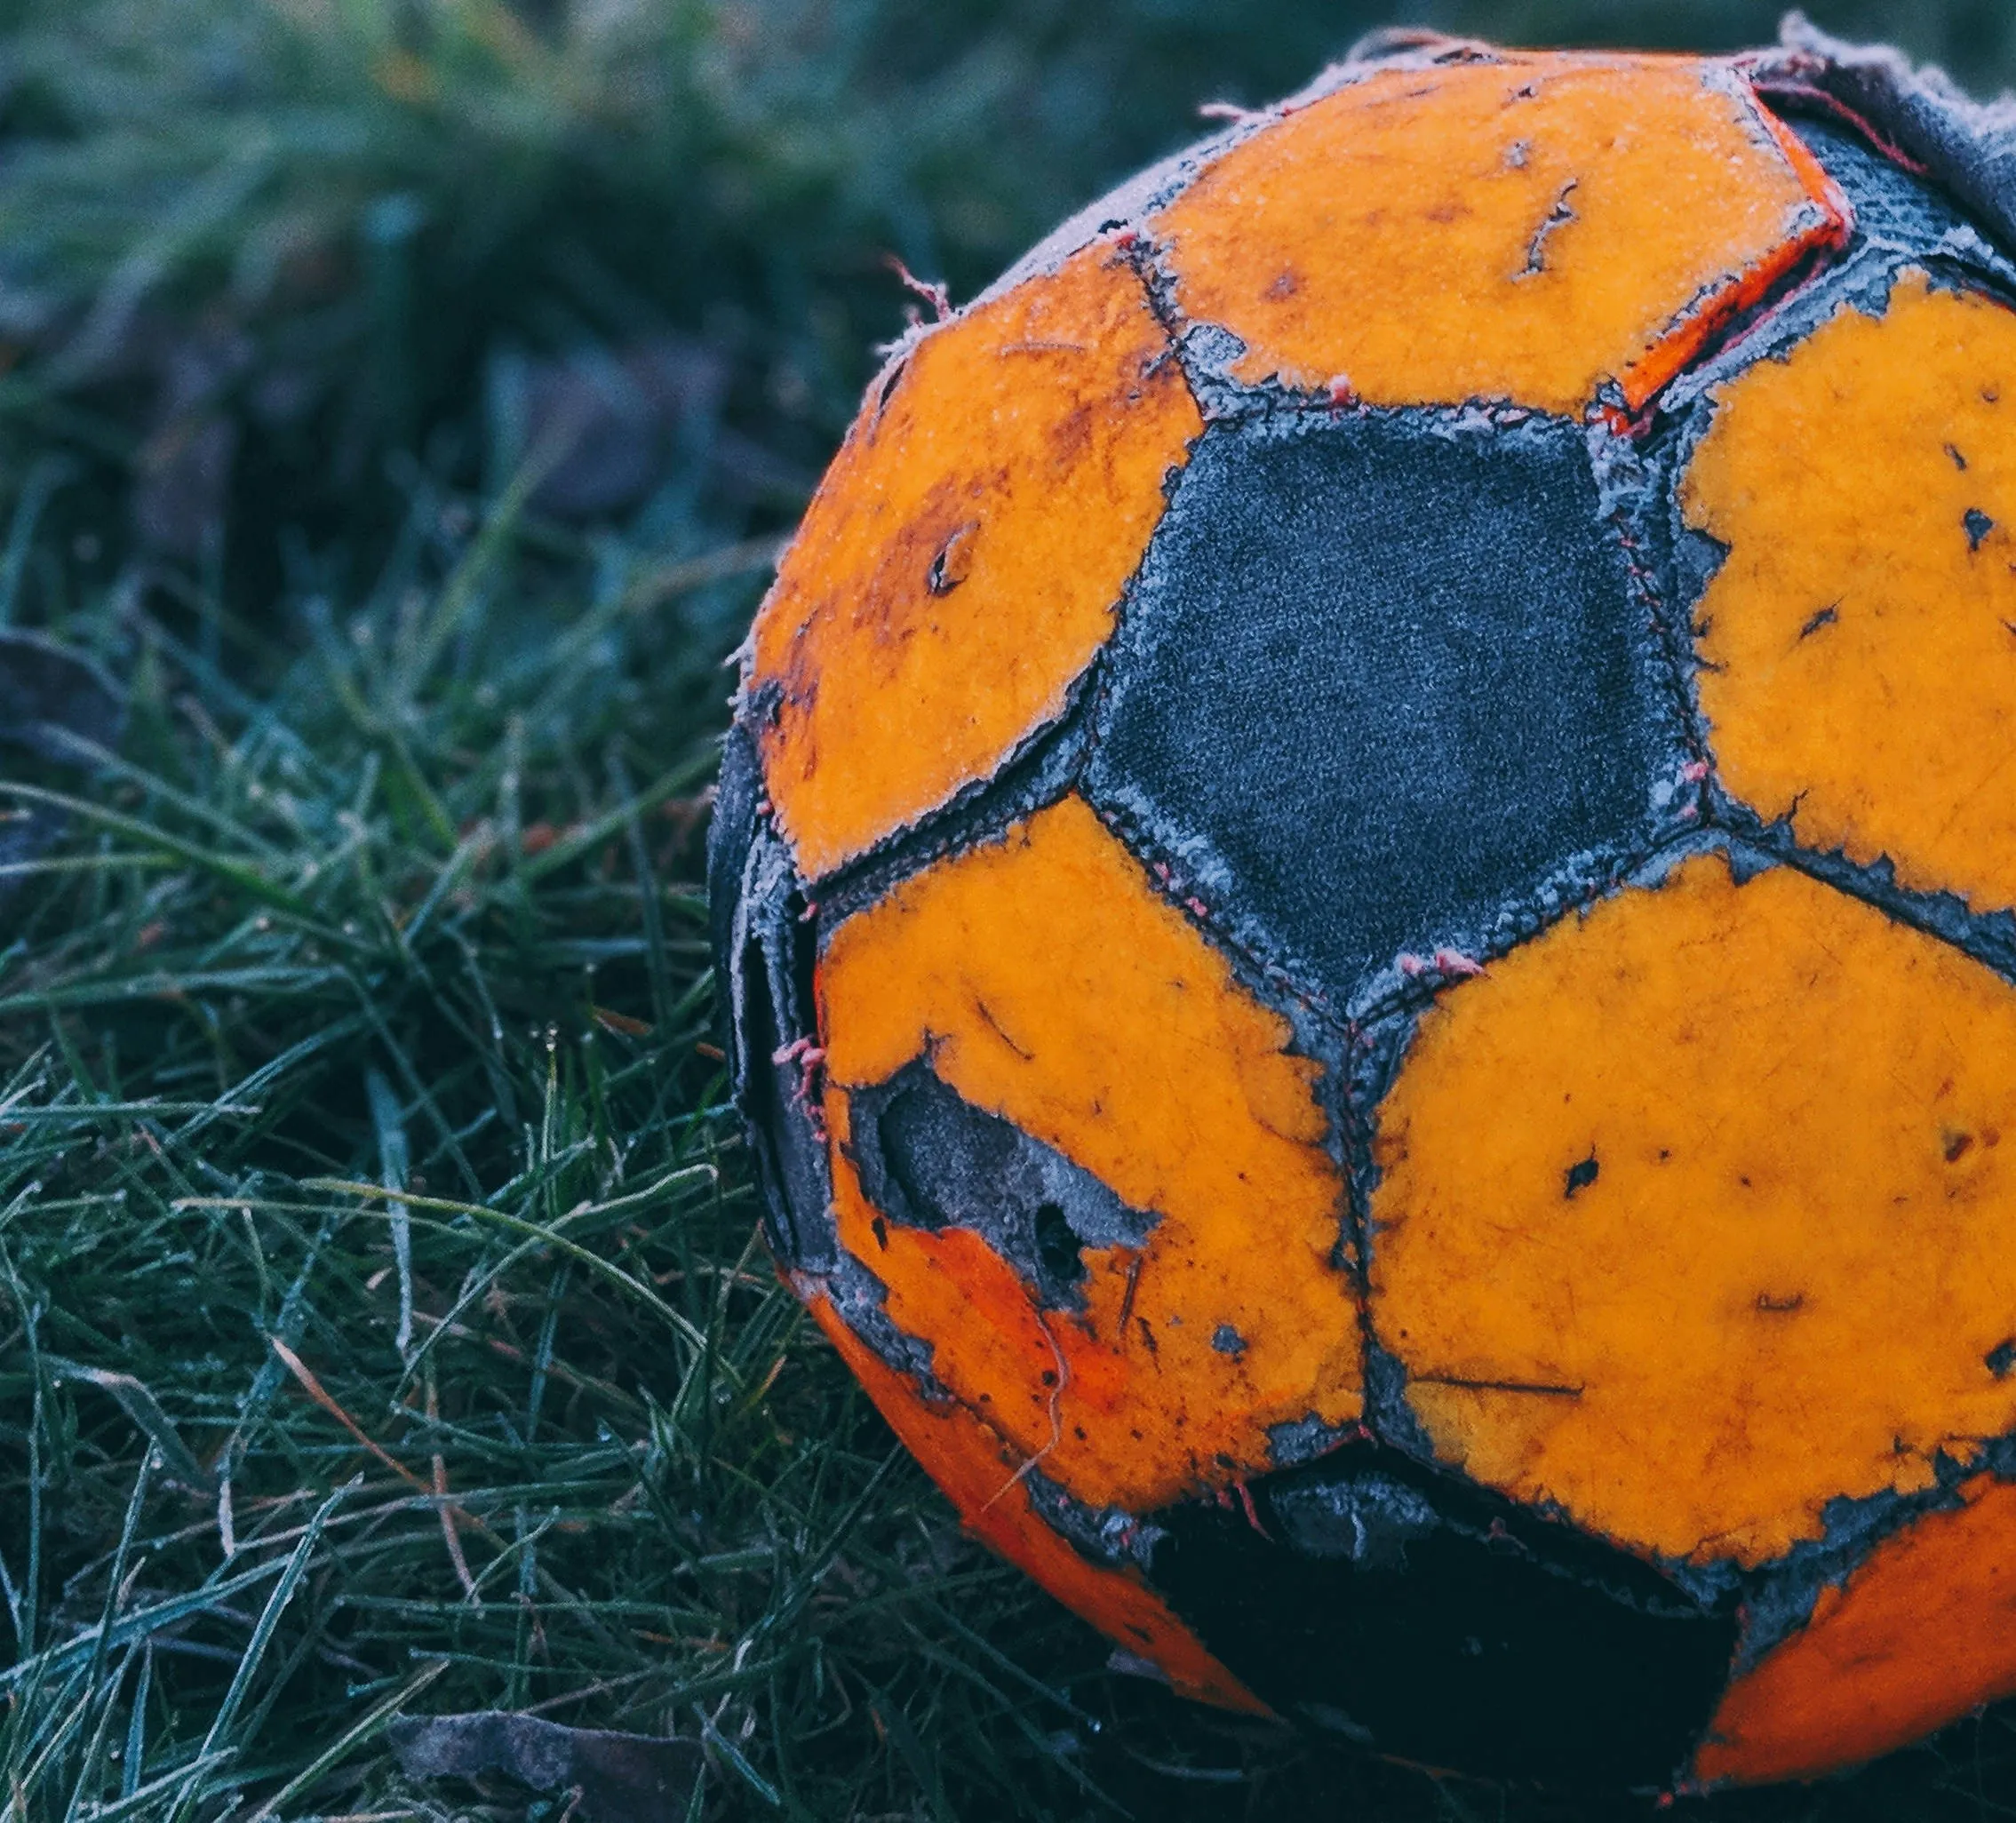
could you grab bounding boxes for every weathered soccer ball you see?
[710,25,2016,1789]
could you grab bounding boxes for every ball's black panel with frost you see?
[1088,412,1684,1008]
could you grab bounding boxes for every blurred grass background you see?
[0,2,2012,1819]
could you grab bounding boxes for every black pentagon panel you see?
[1086,413,1687,1011]
[1144,1443,1737,1787]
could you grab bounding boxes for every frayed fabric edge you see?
[1752,12,2016,255]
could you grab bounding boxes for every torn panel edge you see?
[841,1056,1159,1315]
[709,719,835,1273]
[1752,19,2016,266]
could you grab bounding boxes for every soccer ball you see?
[710,27,2016,1788]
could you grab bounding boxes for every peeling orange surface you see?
[802,1289,1267,1714]
[1696,1476,2016,1784]
[816,793,1359,1512]
[1370,851,2016,1566]
[1149,56,1845,415]
[1685,268,2016,913]
[748,243,1200,880]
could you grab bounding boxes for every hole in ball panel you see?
[844,1059,1154,1309]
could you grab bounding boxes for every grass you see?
[0,1,2014,1819]
[0,442,1142,1820]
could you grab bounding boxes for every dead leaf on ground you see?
[386,1711,705,1822]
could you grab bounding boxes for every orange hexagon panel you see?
[1691,1473,2016,1785]
[1150,53,1846,416]
[1369,849,2016,1567]
[747,242,1201,882]
[1684,267,2016,915]
[815,793,1359,1516]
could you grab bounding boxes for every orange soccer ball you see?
[711,26,2016,1787]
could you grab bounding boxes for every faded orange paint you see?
[748,243,1200,881]
[1695,1476,2016,1784]
[1150,57,1845,416]
[1371,851,2016,1567]
[1685,268,2016,914]
[802,1288,1268,1715]
[816,793,1359,1513]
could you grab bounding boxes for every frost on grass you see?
[1,3,2015,1820]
